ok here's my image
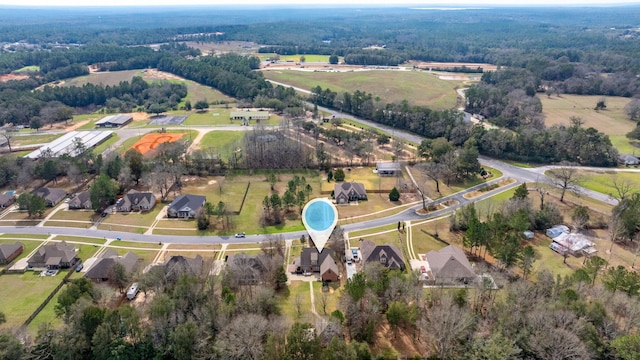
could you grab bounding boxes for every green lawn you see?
[197,131,244,155]
[348,224,398,238]
[15,65,40,73]
[312,281,341,317]
[0,272,63,331]
[610,135,640,155]
[11,133,63,147]
[262,69,463,110]
[575,170,640,198]
[27,291,62,333]
[93,134,120,154]
[53,235,106,245]
[111,248,158,264]
[280,281,315,321]
[408,225,449,255]
[108,240,163,250]
[63,70,143,87]
[0,234,50,240]
[473,188,517,219]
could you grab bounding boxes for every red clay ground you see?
[131,133,184,155]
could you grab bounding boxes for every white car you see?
[234,232,246,238]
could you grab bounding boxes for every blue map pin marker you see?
[302,198,338,253]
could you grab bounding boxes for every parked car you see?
[234,232,246,238]
[75,263,84,272]
[346,258,353,265]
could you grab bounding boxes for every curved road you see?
[0,80,621,243]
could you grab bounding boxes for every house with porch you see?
[360,239,406,271]
[334,182,367,205]
[293,248,339,282]
[116,190,156,212]
[167,194,206,218]
[27,241,78,269]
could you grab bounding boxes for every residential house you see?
[334,182,367,205]
[27,241,78,269]
[68,191,92,210]
[551,232,597,257]
[546,225,570,239]
[226,253,267,285]
[360,239,406,271]
[0,242,23,264]
[117,190,156,212]
[293,248,339,282]
[425,245,476,285]
[0,193,16,208]
[163,255,204,283]
[95,114,133,128]
[619,154,640,166]
[375,162,401,176]
[34,187,67,207]
[84,250,139,281]
[167,194,206,218]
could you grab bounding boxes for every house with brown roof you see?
[116,190,156,212]
[34,187,67,207]
[334,182,367,205]
[425,245,476,285]
[0,242,23,264]
[84,250,139,282]
[293,248,340,282]
[27,241,78,269]
[68,191,92,210]
[360,239,406,271]
[0,193,16,208]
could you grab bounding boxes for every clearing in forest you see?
[262,69,464,110]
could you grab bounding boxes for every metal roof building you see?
[95,114,133,128]
[25,130,113,159]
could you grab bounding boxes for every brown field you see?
[0,73,30,82]
[540,94,634,135]
[405,60,498,72]
[131,133,184,155]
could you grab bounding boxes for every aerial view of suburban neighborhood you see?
[2,2,640,359]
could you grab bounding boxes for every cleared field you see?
[262,70,463,110]
[575,170,640,198]
[197,130,244,155]
[63,70,142,87]
[12,133,62,147]
[258,54,339,63]
[0,272,63,331]
[320,167,401,193]
[540,94,638,153]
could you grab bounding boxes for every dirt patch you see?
[463,179,516,199]
[142,69,187,82]
[131,133,184,155]
[406,60,498,72]
[0,73,30,82]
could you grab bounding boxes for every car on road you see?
[346,258,352,265]
[234,232,246,238]
[116,237,122,241]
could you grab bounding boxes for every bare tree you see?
[419,294,475,359]
[535,176,550,210]
[547,162,581,202]
[415,162,445,194]
[611,175,635,201]
[319,291,329,315]
[215,313,270,360]
[0,131,12,153]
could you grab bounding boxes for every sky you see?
[0,0,639,7]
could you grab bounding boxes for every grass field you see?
[0,234,50,240]
[0,272,63,331]
[280,281,315,321]
[93,134,120,154]
[262,70,463,110]
[15,65,40,73]
[53,235,105,245]
[540,94,638,153]
[196,131,244,155]
[258,54,338,63]
[574,170,640,198]
[11,133,63,147]
[63,70,143,87]
[0,239,42,261]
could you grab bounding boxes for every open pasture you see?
[262,69,463,110]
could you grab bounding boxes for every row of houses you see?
[28,187,206,218]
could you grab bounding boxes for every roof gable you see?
[168,194,206,213]
[426,245,475,279]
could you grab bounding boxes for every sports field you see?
[262,69,464,110]
[131,133,184,155]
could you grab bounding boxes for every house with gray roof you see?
[167,194,206,218]
[68,191,92,210]
[116,190,156,212]
[226,253,267,285]
[34,187,67,207]
[164,255,204,281]
[375,162,401,176]
[334,182,367,205]
[425,245,476,285]
[360,239,405,271]
[0,193,16,208]
[618,154,640,166]
[95,114,133,128]
[27,241,78,270]
[84,250,139,281]
[0,242,23,264]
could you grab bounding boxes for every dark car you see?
[75,263,84,272]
